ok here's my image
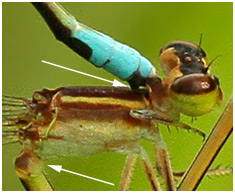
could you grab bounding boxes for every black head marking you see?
[160,41,208,75]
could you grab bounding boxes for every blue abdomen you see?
[72,25,157,88]
[31,3,157,89]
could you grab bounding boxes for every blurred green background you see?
[2,2,232,191]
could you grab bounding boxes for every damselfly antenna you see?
[205,55,222,72]
[198,33,203,48]
[197,34,203,55]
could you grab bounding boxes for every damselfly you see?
[2,1,232,191]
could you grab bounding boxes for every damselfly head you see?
[156,41,223,117]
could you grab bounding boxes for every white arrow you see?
[42,60,128,87]
[48,165,114,186]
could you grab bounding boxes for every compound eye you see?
[170,74,222,116]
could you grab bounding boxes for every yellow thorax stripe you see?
[60,96,147,109]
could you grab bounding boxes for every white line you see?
[62,168,115,186]
[42,60,113,84]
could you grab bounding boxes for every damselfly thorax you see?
[25,87,151,158]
